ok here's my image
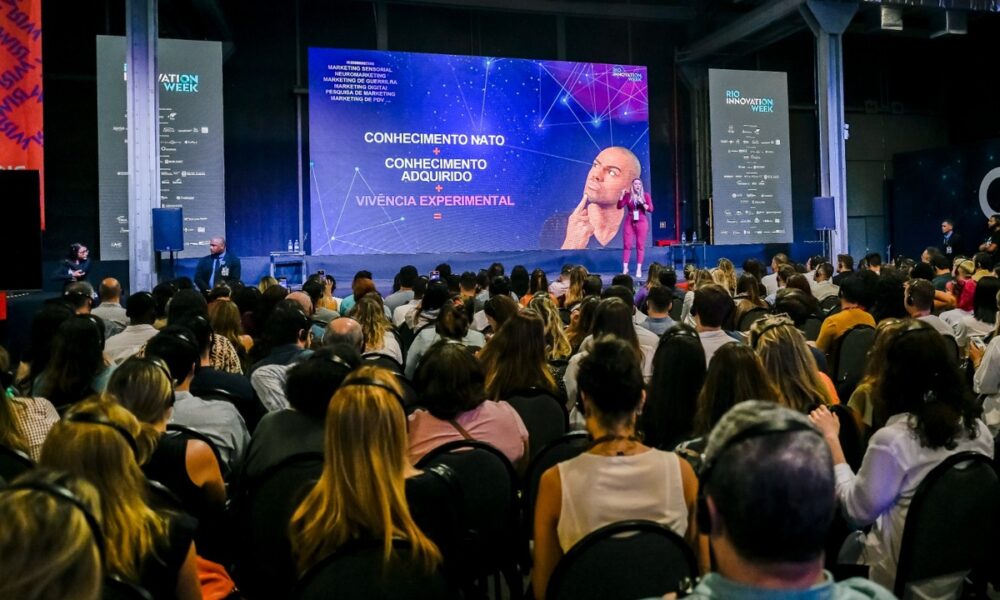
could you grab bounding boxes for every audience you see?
[534,337,701,599]
[810,323,992,597]
[4,248,997,600]
[692,284,737,366]
[105,291,160,364]
[288,367,453,593]
[146,326,250,472]
[692,401,894,599]
[751,315,837,412]
[0,469,104,600]
[409,340,528,466]
[41,399,202,599]
[641,325,706,450]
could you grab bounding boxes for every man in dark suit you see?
[940,218,964,258]
[194,236,241,292]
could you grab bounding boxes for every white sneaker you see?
[635,267,643,279]
[622,264,629,275]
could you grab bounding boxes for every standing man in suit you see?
[195,236,241,293]
[940,218,964,258]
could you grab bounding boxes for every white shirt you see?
[557,449,688,551]
[364,332,403,365]
[563,337,655,415]
[811,280,840,301]
[104,324,159,364]
[698,329,737,366]
[250,363,292,412]
[393,299,419,327]
[92,302,128,328]
[404,328,486,380]
[761,272,779,296]
[680,291,695,324]
[917,314,956,339]
[973,336,1000,436]
[953,315,993,349]
[834,414,992,592]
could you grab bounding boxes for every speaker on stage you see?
[0,171,42,290]
[153,207,184,252]
[813,196,836,231]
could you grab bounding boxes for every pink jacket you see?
[618,192,653,214]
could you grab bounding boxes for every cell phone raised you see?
[429,270,441,282]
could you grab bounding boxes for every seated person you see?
[105,291,160,364]
[243,344,362,480]
[405,301,485,380]
[815,274,876,356]
[640,285,677,336]
[810,323,992,597]
[146,326,250,473]
[692,284,737,366]
[408,340,528,467]
[534,336,701,598]
[248,300,313,375]
[682,401,894,599]
[0,469,104,600]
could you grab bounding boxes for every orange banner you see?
[0,0,44,227]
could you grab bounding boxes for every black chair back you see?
[415,440,522,596]
[103,575,154,600]
[0,443,34,482]
[166,423,224,473]
[363,352,405,374]
[524,432,589,534]
[801,315,823,342]
[293,539,457,600]
[738,307,769,332]
[830,404,864,472]
[820,295,840,313]
[505,388,567,462]
[832,325,875,398]
[559,307,572,326]
[669,297,684,321]
[546,520,697,600]
[894,451,1000,597]
[232,451,325,600]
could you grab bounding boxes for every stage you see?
[41,241,824,294]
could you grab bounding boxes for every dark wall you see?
[40,1,685,260]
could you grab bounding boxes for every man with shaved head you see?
[195,235,241,293]
[324,317,364,353]
[539,146,643,250]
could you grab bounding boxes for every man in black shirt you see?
[979,214,1000,261]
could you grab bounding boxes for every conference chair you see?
[669,298,684,322]
[195,386,265,433]
[522,431,589,568]
[0,443,33,483]
[831,325,875,398]
[505,387,568,462]
[738,307,769,332]
[801,315,823,342]
[416,440,523,599]
[894,452,1000,598]
[232,451,325,600]
[363,352,406,373]
[103,575,154,600]
[292,539,458,600]
[545,520,697,600]
[820,296,840,313]
[830,404,865,472]
[166,423,224,472]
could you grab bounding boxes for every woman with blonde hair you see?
[354,295,403,365]
[712,258,737,296]
[528,294,573,361]
[751,315,837,413]
[40,398,201,600]
[289,366,452,590]
[0,469,104,600]
[107,357,226,544]
[258,275,280,294]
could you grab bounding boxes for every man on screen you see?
[539,146,642,250]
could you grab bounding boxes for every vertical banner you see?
[97,36,225,259]
[709,68,793,245]
[0,0,44,226]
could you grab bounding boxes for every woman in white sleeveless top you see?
[532,336,702,600]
